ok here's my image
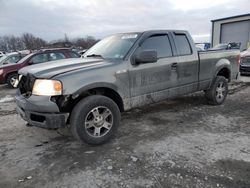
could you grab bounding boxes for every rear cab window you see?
[174,33,192,56]
[141,34,173,58]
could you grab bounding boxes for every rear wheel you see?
[70,95,121,145]
[6,73,18,88]
[205,76,228,105]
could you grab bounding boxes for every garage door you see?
[220,20,250,50]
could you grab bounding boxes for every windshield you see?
[17,53,33,64]
[83,33,140,59]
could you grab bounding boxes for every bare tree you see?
[21,33,46,50]
[0,33,97,52]
[0,36,9,52]
[74,36,99,49]
[9,35,18,51]
[21,33,35,50]
[16,37,25,50]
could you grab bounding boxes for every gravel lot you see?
[0,76,250,188]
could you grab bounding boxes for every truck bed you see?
[198,49,240,89]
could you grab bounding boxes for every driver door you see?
[128,34,179,107]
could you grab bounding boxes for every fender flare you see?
[72,82,121,99]
[213,59,231,81]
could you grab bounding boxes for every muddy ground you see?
[0,76,250,188]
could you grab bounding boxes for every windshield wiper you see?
[86,54,103,58]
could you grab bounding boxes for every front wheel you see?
[205,76,228,105]
[6,73,18,88]
[70,95,121,145]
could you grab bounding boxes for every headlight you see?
[32,79,62,96]
[0,69,3,75]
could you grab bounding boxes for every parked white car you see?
[240,47,250,75]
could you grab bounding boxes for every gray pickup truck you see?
[16,30,240,145]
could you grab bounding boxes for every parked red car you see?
[0,48,80,87]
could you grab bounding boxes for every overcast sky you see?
[0,0,249,42]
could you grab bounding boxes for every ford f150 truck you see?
[15,30,240,145]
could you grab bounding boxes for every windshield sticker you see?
[121,34,138,39]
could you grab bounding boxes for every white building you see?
[211,13,250,50]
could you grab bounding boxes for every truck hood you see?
[19,58,112,78]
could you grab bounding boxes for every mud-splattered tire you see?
[6,73,18,88]
[70,95,121,145]
[205,76,228,105]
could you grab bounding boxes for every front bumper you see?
[0,73,5,84]
[15,90,69,129]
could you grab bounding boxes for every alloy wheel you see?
[84,106,113,138]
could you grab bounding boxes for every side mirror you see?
[3,62,8,65]
[134,50,157,65]
[28,61,33,65]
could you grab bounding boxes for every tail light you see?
[236,54,241,67]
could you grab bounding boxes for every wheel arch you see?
[71,83,125,112]
[214,59,231,82]
[5,71,18,83]
[215,66,231,82]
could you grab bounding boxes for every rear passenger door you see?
[129,33,179,104]
[172,32,199,92]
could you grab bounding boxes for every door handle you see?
[171,62,178,68]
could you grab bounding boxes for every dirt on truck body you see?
[15,30,240,145]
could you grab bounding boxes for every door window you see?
[68,51,80,58]
[30,54,48,64]
[49,52,66,61]
[141,35,173,58]
[174,34,192,55]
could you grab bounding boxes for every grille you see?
[241,56,250,65]
[18,74,36,97]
